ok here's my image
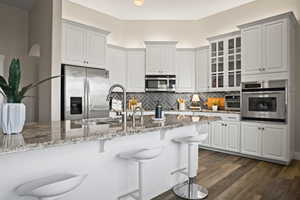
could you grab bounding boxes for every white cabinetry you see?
[211,121,226,149]
[210,121,241,152]
[241,122,288,161]
[176,49,195,92]
[226,122,241,152]
[145,41,177,75]
[127,49,145,92]
[62,19,110,68]
[195,47,209,92]
[241,122,262,156]
[208,31,241,91]
[239,13,296,81]
[262,125,287,161]
[106,45,127,88]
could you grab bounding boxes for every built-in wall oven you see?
[145,75,176,92]
[241,83,286,122]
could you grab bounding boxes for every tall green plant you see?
[0,58,60,103]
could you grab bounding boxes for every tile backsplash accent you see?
[111,92,239,111]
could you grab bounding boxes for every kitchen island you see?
[0,114,219,200]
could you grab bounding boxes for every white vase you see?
[212,105,218,111]
[0,103,26,135]
[179,103,186,111]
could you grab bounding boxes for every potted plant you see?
[0,58,59,136]
[212,100,219,111]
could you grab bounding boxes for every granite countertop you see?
[134,109,241,114]
[0,114,220,156]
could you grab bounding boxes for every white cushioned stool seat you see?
[172,134,208,145]
[118,146,164,161]
[15,174,87,200]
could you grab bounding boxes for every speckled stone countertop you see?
[0,114,220,156]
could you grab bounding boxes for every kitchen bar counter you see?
[0,114,219,155]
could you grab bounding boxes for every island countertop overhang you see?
[0,114,220,155]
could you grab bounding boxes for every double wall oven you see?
[241,82,286,122]
[145,75,176,92]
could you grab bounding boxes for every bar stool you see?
[15,173,87,200]
[172,133,209,200]
[117,145,164,200]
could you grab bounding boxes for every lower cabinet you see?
[241,122,261,156]
[210,121,241,153]
[226,122,241,152]
[262,125,287,161]
[241,122,287,161]
[198,118,288,162]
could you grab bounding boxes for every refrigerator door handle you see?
[86,79,91,118]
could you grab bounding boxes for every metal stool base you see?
[173,181,208,200]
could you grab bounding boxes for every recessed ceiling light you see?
[134,0,144,6]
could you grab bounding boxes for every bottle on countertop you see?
[155,101,163,119]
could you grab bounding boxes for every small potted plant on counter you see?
[212,99,219,111]
[0,58,59,148]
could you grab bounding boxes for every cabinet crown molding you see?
[207,31,241,41]
[62,19,111,36]
[195,46,209,51]
[237,11,298,29]
[144,41,178,46]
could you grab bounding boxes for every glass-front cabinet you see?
[208,31,241,91]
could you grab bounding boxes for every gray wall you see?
[29,0,62,122]
[296,22,300,153]
[0,3,38,123]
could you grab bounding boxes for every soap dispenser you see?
[155,101,163,119]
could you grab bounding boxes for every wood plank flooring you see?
[152,150,300,200]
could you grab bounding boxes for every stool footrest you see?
[171,167,188,176]
[118,189,139,200]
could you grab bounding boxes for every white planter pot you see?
[212,105,218,111]
[179,103,186,111]
[0,103,26,135]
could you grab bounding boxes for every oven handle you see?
[242,91,285,95]
[145,78,169,80]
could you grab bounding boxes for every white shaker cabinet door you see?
[211,121,226,150]
[263,19,288,73]
[127,50,145,92]
[195,48,209,92]
[106,46,127,90]
[62,22,86,66]
[146,46,162,74]
[86,30,106,68]
[226,122,241,153]
[262,125,287,161]
[241,25,263,75]
[241,122,261,156]
[176,50,195,92]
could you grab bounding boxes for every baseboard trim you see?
[294,152,300,160]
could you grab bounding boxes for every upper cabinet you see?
[238,12,297,82]
[106,45,127,88]
[176,49,195,93]
[127,49,146,92]
[208,31,241,91]
[195,47,209,92]
[145,41,177,75]
[62,19,110,68]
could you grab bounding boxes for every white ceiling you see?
[68,0,256,20]
[0,0,35,10]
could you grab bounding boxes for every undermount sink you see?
[73,118,122,126]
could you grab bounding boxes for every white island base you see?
[0,125,202,200]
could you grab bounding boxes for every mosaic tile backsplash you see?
[111,92,239,111]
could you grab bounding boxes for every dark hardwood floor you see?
[153,150,300,200]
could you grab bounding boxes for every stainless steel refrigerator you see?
[62,65,110,120]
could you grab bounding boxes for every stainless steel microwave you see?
[145,75,176,92]
[241,87,286,122]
